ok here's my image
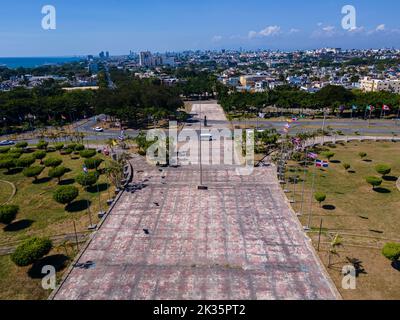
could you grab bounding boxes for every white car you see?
[0,140,15,146]
[93,127,104,132]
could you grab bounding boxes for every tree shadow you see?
[4,168,23,175]
[346,257,368,277]
[59,178,75,186]
[3,219,34,232]
[373,187,391,194]
[87,183,109,193]
[383,176,398,182]
[33,177,52,184]
[363,159,373,163]
[28,254,70,279]
[322,205,336,211]
[66,200,91,213]
[348,170,356,174]
[392,261,400,272]
[330,160,341,164]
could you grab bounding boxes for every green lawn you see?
[0,146,116,299]
[286,141,400,299]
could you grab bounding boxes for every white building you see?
[360,77,400,94]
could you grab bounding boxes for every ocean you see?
[0,57,83,69]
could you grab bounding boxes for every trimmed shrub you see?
[321,151,335,161]
[0,159,15,172]
[76,171,99,187]
[359,152,367,159]
[11,237,52,267]
[314,192,327,207]
[366,176,382,190]
[54,143,64,151]
[375,164,391,177]
[79,149,97,159]
[62,148,74,155]
[33,150,47,163]
[36,140,49,150]
[382,243,400,262]
[15,142,28,149]
[343,163,351,171]
[74,144,85,151]
[48,166,69,182]
[23,166,45,181]
[0,205,19,225]
[53,185,79,205]
[0,147,10,154]
[43,157,63,168]
[66,143,77,150]
[84,157,104,170]
[8,149,22,159]
[16,155,36,168]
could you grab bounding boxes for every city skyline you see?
[1,0,400,57]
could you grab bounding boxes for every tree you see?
[74,144,85,151]
[48,166,69,183]
[375,164,391,177]
[0,147,10,154]
[343,163,351,172]
[23,166,45,182]
[15,141,28,149]
[0,159,15,173]
[53,185,79,205]
[382,243,400,262]
[11,237,53,267]
[314,192,327,207]
[36,140,49,150]
[359,152,367,159]
[321,151,335,161]
[16,155,36,168]
[79,149,97,159]
[0,205,19,225]
[366,176,383,190]
[44,157,63,168]
[76,171,99,188]
[84,157,104,170]
[33,150,47,164]
[54,143,64,152]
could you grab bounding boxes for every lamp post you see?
[198,103,207,190]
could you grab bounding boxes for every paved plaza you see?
[52,103,339,300]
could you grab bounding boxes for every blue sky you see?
[0,0,399,56]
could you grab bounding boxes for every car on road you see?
[0,140,15,146]
[93,127,104,132]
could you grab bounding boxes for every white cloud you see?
[322,25,335,32]
[376,24,385,31]
[248,25,281,39]
[289,28,300,34]
[212,35,223,42]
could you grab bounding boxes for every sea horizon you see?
[0,56,84,69]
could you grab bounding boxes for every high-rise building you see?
[139,51,153,67]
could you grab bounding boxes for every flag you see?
[383,105,390,111]
[284,123,291,129]
[83,165,88,174]
[112,140,118,146]
[366,105,375,112]
[352,105,358,111]
[292,117,298,122]
[316,160,329,168]
[307,153,318,159]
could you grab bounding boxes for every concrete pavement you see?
[52,103,340,300]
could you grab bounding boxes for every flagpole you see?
[306,160,317,230]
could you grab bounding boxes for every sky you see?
[0,0,400,56]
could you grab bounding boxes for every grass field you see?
[286,141,400,299]
[0,146,115,300]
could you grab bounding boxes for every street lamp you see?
[198,103,208,190]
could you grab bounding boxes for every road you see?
[52,103,340,300]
